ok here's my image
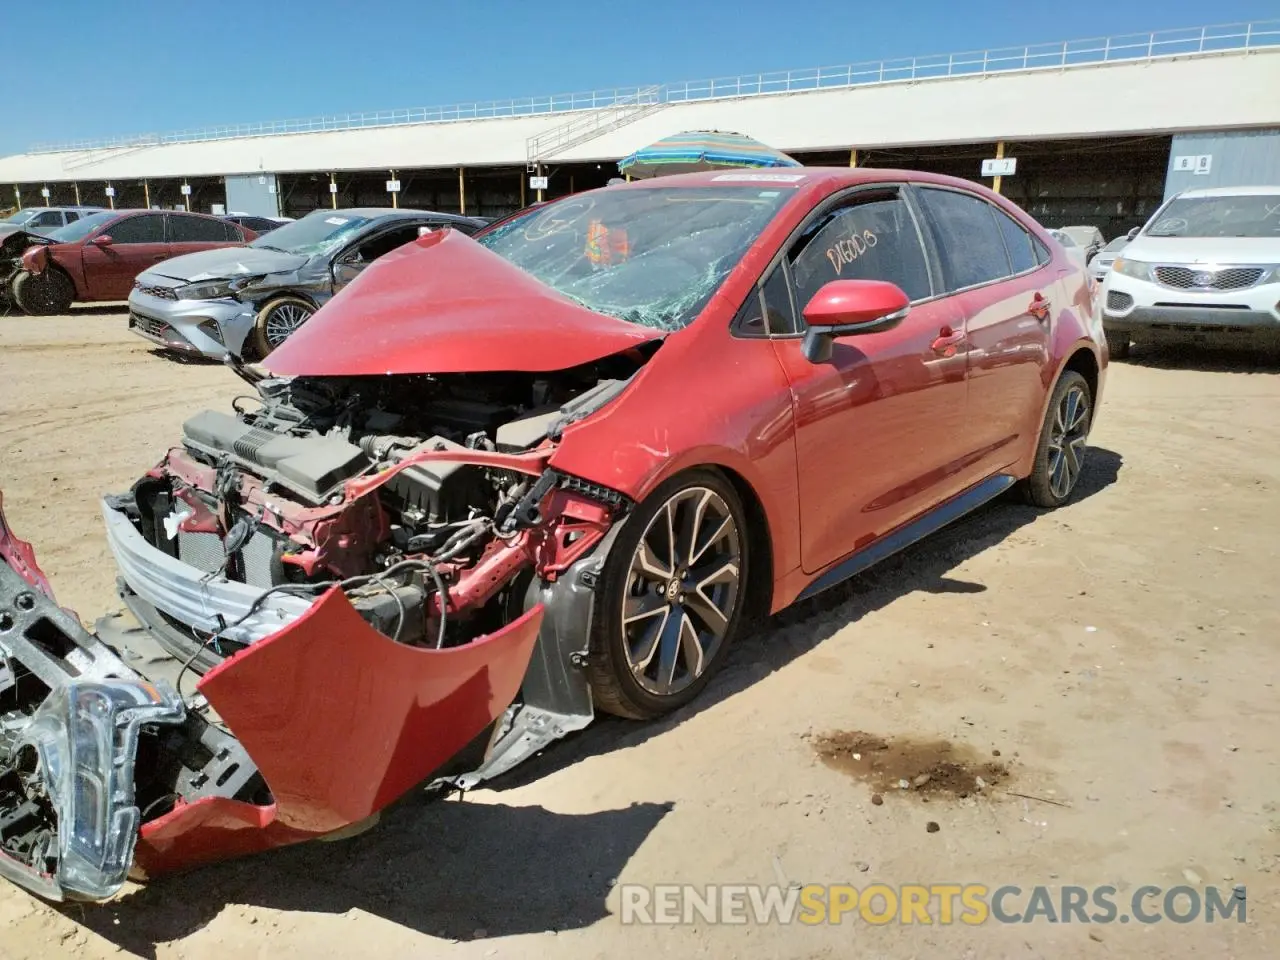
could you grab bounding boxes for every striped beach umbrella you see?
[618,130,801,179]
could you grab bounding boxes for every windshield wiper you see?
[253,243,287,253]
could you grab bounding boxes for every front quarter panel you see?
[550,327,802,604]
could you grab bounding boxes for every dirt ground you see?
[1,310,1278,959]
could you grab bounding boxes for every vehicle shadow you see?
[68,303,129,317]
[494,447,1124,789]
[62,796,672,955]
[1124,342,1280,373]
[146,348,224,365]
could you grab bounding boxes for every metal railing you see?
[27,20,1280,155]
[526,85,664,167]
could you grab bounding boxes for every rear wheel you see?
[1105,329,1130,360]
[587,470,749,719]
[1022,370,1093,508]
[251,296,314,357]
[12,269,74,315]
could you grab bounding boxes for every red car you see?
[6,209,254,315]
[0,169,1104,900]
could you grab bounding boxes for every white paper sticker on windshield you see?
[711,173,806,183]
[324,216,350,225]
[758,191,781,197]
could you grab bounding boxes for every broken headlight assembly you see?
[174,275,263,301]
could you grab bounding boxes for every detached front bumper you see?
[127,289,257,360]
[2,495,548,901]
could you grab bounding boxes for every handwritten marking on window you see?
[825,230,878,275]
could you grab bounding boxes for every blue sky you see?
[4,0,1275,154]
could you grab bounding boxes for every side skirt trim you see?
[797,473,1017,602]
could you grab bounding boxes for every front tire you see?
[587,469,750,719]
[12,269,74,315]
[1022,370,1093,508]
[251,296,314,357]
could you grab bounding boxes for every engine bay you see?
[116,353,643,656]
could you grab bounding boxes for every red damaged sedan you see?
[0,169,1104,900]
[5,209,253,315]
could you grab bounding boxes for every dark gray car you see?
[126,208,486,359]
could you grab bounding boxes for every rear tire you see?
[12,269,74,315]
[251,296,314,357]
[587,469,750,720]
[1021,370,1093,508]
[1105,329,1130,360]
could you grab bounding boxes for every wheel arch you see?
[617,457,778,627]
[1062,344,1100,406]
[704,464,775,627]
[47,262,82,299]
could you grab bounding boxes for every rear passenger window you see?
[916,188,1013,291]
[789,192,933,312]
[168,215,230,242]
[992,208,1038,274]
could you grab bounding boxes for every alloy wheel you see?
[621,487,742,697]
[1047,384,1090,499]
[264,302,312,346]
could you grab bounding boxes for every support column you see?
[42,185,50,206]
[849,148,858,167]
[73,182,81,205]
[105,183,114,210]
[12,185,19,208]
[389,169,398,209]
[330,172,337,209]
[992,140,1005,195]
[143,179,151,209]
[520,170,526,208]
[458,167,466,216]
[183,181,191,211]
[536,164,544,203]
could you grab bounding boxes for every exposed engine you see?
[116,353,643,658]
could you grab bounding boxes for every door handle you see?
[931,325,965,357]
[1028,293,1051,321]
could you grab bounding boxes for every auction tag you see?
[324,216,350,226]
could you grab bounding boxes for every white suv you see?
[1101,186,1280,358]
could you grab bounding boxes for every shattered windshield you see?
[251,211,372,256]
[476,185,795,331]
[1146,195,1280,238]
[46,211,115,243]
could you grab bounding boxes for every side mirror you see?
[90,234,113,246]
[1126,226,1140,240]
[800,280,910,364]
[333,259,364,286]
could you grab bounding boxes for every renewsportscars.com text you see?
[619,883,1247,926]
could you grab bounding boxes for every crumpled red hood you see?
[265,228,663,376]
